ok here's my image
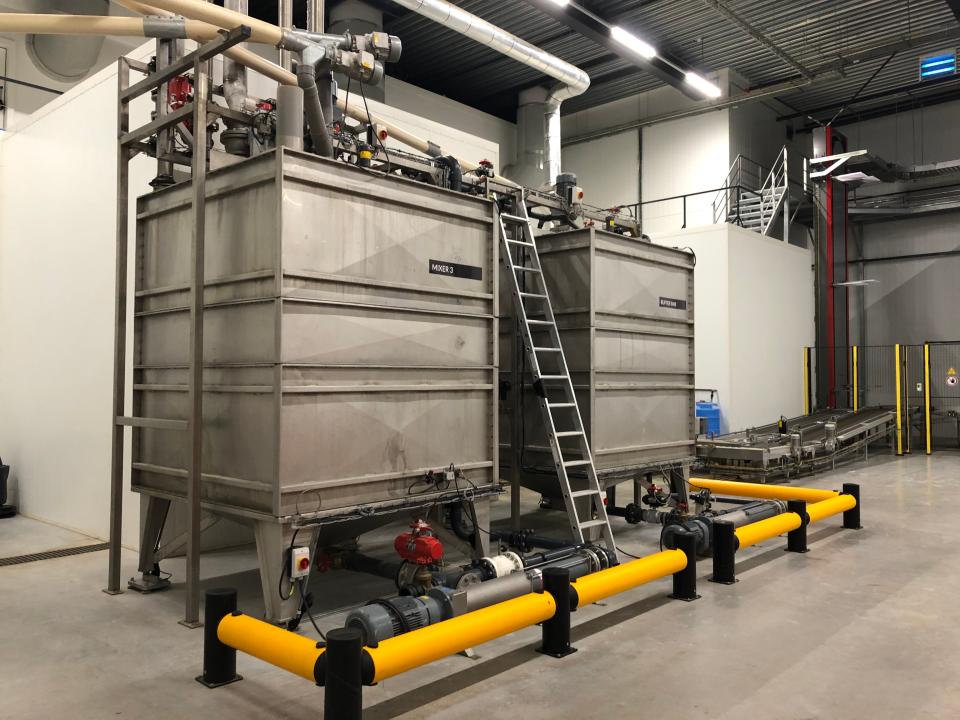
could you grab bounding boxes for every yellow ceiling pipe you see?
[114,0,298,86]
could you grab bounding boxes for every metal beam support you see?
[946,0,960,23]
[121,25,253,102]
[104,57,132,598]
[700,0,815,79]
[105,25,253,620]
[180,52,210,630]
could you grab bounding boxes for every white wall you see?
[654,225,814,432]
[726,225,815,430]
[642,110,731,236]
[0,40,516,548]
[561,129,640,210]
[842,100,960,346]
[654,225,732,429]
[0,43,156,547]
[384,76,517,174]
[0,1,143,131]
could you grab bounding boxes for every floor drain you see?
[0,542,110,567]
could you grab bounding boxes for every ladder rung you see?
[579,519,607,529]
[527,319,553,326]
[519,292,547,299]
[117,416,188,431]
[534,347,561,353]
[513,266,541,273]
[555,430,584,437]
[539,374,568,381]
[563,460,592,468]
[548,402,575,408]
[507,238,535,247]
[570,489,600,498]
[501,213,528,224]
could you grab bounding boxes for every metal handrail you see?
[758,146,788,236]
[712,153,770,224]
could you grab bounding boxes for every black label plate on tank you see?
[659,296,687,310]
[429,259,483,281]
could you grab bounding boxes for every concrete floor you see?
[2,452,958,719]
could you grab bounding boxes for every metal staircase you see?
[498,193,616,552]
[714,146,790,237]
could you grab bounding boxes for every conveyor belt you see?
[696,407,896,481]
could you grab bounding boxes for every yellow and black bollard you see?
[197,588,243,688]
[842,483,862,530]
[786,500,809,553]
[710,520,738,585]
[668,531,699,601]
[324,628,364,720]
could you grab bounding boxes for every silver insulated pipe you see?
[388,0,590,182]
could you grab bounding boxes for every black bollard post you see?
[324,627,364,720]
[710,520,738,585]
[786,500,809,553]
[196,588,243,688]
[842,483,862,529]
[537,566,576,658]
[669,531,700,601]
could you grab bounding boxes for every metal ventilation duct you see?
[25,0,109,82]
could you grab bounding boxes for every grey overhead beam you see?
[523,0,703,100]
[700,0,815,80]
[947,0,960,23]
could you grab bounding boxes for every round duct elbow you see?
[25,0,110,82]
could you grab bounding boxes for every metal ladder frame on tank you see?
[104,27,255,628]
[498,191,616,552]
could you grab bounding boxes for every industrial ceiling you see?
[248,0,960,127]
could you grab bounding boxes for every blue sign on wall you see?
[919,52,957,80]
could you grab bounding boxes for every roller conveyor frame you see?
[696,407,896,481]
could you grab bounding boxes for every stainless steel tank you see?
[132,148,499,620]
[500,226,695,497]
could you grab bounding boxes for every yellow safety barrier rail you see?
[707,480,860,585]
[689,477,839,503]
[196,480,861,719]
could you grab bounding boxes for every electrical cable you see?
[297,577,326,641]
[277,527,301,602]
[358,75,391,175]
[616,546,642,559]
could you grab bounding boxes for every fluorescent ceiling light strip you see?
[921,67,955,77]
[684,70,722,98]
[921,57,956,68]
[610,25,657,59]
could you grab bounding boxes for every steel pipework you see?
[128,0,283,45]
[571,549,686,607]
[689,478,839,503]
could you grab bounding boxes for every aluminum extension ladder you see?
[498,195,616,552]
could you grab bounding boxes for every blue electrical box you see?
[696,401,722,437]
